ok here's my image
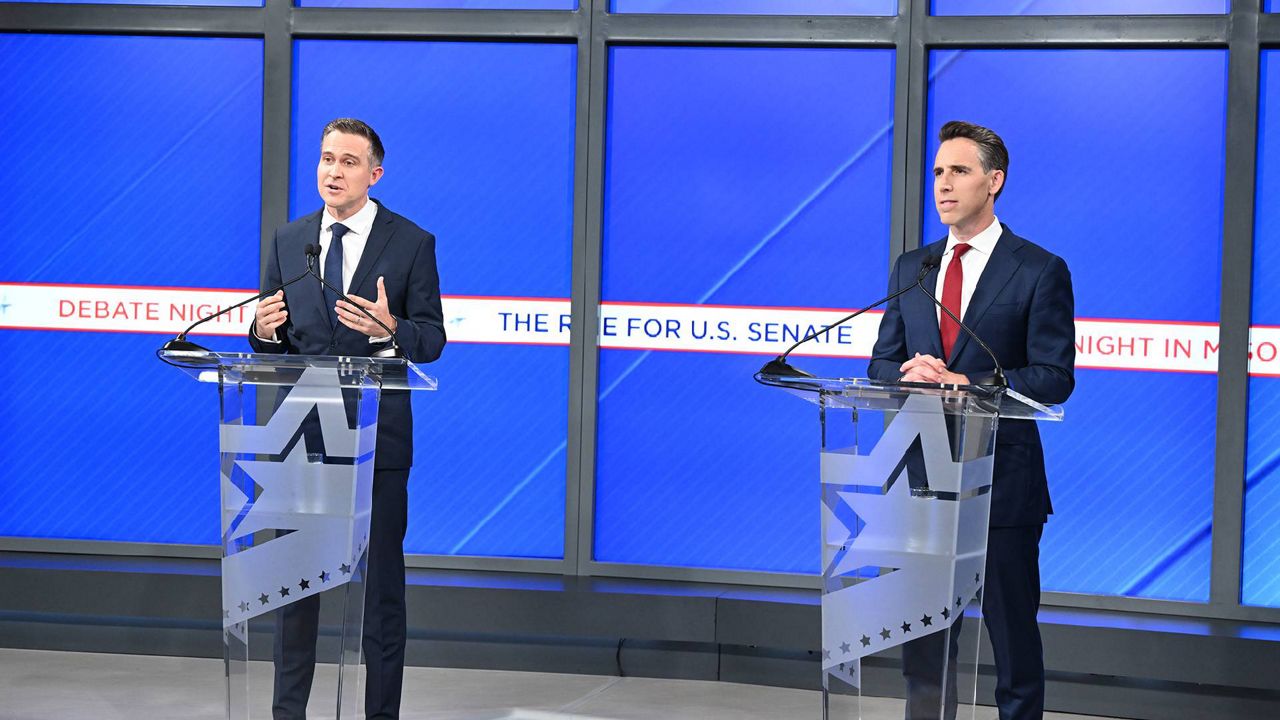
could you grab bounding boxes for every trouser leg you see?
[363,468,409,720]
[273,593,320,720]
[982,525,1045,720]
[901,614,961,720]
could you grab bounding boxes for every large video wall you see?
[1,1,1277,614]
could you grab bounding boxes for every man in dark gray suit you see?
[251,117,446,720]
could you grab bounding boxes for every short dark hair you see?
[939,120,1008,200]
[322,118,385,167]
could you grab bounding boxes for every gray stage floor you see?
[0,648,1121,720]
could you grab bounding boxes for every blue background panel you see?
[407,344,568,558]
[603,46,895,308]
[927,49,1226,601]
[291,40,575,299]
[3,34,263,289]
[595,46,893,572]
[293,40,577,558]
[595,354,870,572]
[1243,50,1280,608]
[1,0,259,4]
[933,0,1227,14]
[1244,378,1280,607]
[1040,371,1216,601]
[0,331,231,543]
[926,49,1225,323]
[0,34,263,543]
[299,1,573,7]
[1253,52,1280,328]
[612,0,894,14]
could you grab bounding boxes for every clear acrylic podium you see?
[160,350,436,720]
[757,373,1061,720]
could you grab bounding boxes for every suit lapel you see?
[909,242,947,359]
[284,213,329,330]
[950,227,1024,363]
[348,203,395,301]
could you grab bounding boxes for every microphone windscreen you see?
[305,243,320,257]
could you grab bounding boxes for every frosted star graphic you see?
[819,394,993,676]
[224,443,358,546]
[217,365,374,631]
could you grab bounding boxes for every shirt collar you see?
[945,215,1001,257]
[322,197,379,238]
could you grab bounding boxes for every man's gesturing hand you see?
[336,276,398,338]
[254,290,288,340]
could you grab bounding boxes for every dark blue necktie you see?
[324,223,349,328]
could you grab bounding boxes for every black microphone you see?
[157,247,317,364]
[914,253,1007,388]
[304,244,404,359]
[757,255,942,380]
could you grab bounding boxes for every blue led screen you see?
[933,0,1227,14]
[1243,51,1280,608]
[0,0,260,5]
[594,46,894,572]
[292,40,577,558]
[299,1,574,7]
[0,34,263,543]
[612,0,894,14]
[927,49,1226,601]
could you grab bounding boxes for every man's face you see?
[317,131,383,218]
[933,138,1003,233]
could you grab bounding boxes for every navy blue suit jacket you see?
[248,201,446,470]
[868,225,1075,527]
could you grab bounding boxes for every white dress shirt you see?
[320,198,379,294]
[935,215,1002,325]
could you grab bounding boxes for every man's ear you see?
[989,169,1005,197]
[369,166,384,186]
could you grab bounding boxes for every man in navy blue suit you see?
[250,118,446,720]
[869,121,1075,720]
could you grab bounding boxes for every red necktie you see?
[940,243,971,360]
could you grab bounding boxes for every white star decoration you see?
[218,367,376,629]
[820,394,995,683]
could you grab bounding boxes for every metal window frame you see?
[2,0,1277,625]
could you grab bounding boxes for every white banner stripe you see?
[0,283,256,336]
[2,282,1280,377]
